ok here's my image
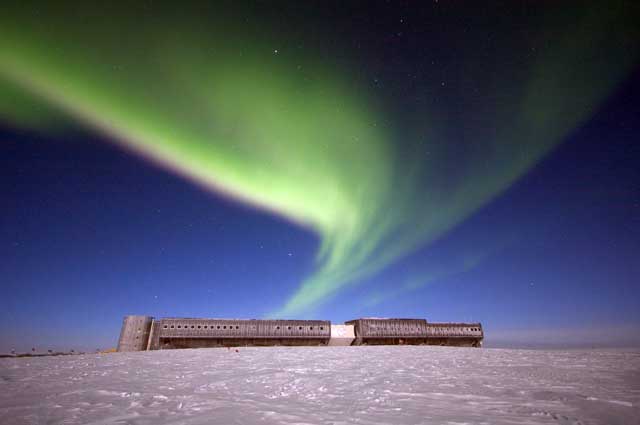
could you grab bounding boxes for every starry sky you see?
[1,1,639,351]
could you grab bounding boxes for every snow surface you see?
[1,346,639,424]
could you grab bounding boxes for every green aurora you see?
[0,3,637,316]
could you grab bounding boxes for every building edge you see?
[116,315,153,352]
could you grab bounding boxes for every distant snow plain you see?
[1,346,638,425]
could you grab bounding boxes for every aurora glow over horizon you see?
[1,2,638,317]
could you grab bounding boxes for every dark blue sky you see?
[3,73,639,351]
[1,1,639,351]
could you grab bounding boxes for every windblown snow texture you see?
[1,346,638,424]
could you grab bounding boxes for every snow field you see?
[1,346,638,424]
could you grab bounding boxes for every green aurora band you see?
[0,3,637,316]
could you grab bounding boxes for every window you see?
[177,326,181,329]
[223,326,227,329]
[276,326,280,330]
[217,325,220,329]
[197,325,201,329]
[310,327,313,330]
[204,326,208,329]
[170,325,175,329]
[298,326,302,330]
[236,326,239,329]
[163,325,168,329]
[287,326,291,330]
[320,327,323,330]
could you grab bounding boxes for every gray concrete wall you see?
[155,318,330,340]
[117,316,153,352]
[425,323,484,338]
[346,318,483,347]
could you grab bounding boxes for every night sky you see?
[1,1,639,352]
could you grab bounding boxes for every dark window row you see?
[274,326,324,330]
[163,324,241,330]
[161,324,325,331]
[368,326,423,331]
[428,327,481,332]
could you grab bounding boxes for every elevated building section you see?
[148,318,330,350]
[425,322,484,347]
[346,318,483,347]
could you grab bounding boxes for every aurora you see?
[0,2,637,317]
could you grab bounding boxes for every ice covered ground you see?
[0,346,638,425]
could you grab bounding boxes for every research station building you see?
[117,316,483,351]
